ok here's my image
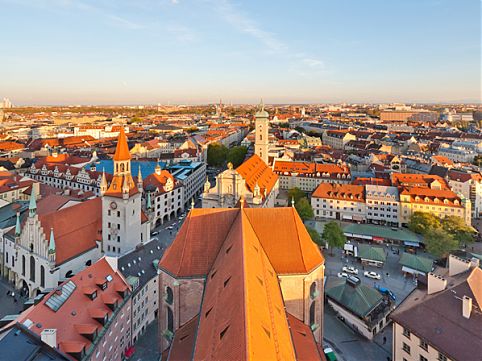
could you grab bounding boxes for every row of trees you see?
[206,143,248,168]
[408,211,475,259]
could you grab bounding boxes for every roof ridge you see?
[292,208,308,273]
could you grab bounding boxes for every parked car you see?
[375,285,396,301]
[151,231,159,236]
[166,226,174,230]
[337,272,349,278]
[364,271,381,280]
[323,347,337,361]
[342,266,359,275]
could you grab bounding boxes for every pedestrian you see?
[383,336,387,345]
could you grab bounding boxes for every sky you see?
[0,0,480,105]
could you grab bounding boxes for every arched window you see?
[167,307,174,332]
[65,270,73,278]
[309,302,316,326]
[22,255,25,276]
[40,266,45,288]
[165,286,173,305]
[85,260,92,266]
[29,243,34,252]
[120,163,125,172]
[310,282,317,298]
[29,256,35,282]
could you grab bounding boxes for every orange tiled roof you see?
[159,207,324,278]
[15,258,130,358]
[273,160,350,179]
[104,174,138,198]
[432,155,454,166]
[312,183,365,202]
[400,187,463,208]
[236,154,278,198]
[38,198,102,265]
[192,210,297,361]
[113,127,131,161]
[391,173,449,190]
[143,170,176,192]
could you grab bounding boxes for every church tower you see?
[102,127,145,256]
[254,99,269,164]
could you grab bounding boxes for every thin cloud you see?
[210,0,325,74]
[167,24,196,42]
[107,15,145,30]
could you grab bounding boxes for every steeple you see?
[100,168,108,196]
[48,228,56,264]
[113,127,131,162]
[137,165,143,192]
[15,212,21,236]
[29,188,37,217]
[254,98,269,164]
[203,176,211,193]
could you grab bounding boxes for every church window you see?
[309,302,316,326]
[29,256,35,282]
[167,307,174,332]
[40,266,45,288]
[165,287,173,305]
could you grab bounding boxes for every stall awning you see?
[404,241,420,247]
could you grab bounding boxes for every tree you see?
[408,212,441,236]
[295,197,314,221]
[322,221,346,256]
[441,216,475,247]
[306,226,323,248]
[226,146,248,168]
[288,187,306,204]
[425,228,459,260]
[207,143,228,167]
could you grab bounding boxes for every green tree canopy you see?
[408,212,441,236]
[441,216,475,246]
[295,197,314,221]
[226,146,248,168]
[425,228,459,259]
[288,187,306,204]
[306,226,323,247]
[207,143,228,167]
[321,221,346,255]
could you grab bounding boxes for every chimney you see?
[448,255,471,276]
[462,296,472,319]
[41,329,57,348]
[427,273,447,295]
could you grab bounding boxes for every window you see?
[420,356,428,361]
[402,327,411,339]
[309,302,316,326]
[402,343,411,355]
[420,339,428,351]
[22,255,25,276]
[167,307,173,332]
[29,256,35,282]
[165,287,173,305]
[40,265,45,288]
[438,353,447,361]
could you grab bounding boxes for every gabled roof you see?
[190,211,297,361]
[37,198,102,265]
[159,208,324,278]
[399,252,434,274]
[14,258,131,359]
[326,279,383,318]
[236,154,278,198]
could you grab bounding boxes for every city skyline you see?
[0,0,480,105]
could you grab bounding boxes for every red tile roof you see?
[38,198,102,265]
[312,183,365,202]
[15,258,130,359]
[274,160,350,179]
[236,154,278,199]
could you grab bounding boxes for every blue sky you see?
[0,0,480,105]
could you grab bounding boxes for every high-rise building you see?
[254,100,269,164]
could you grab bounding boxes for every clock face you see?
[110,202,117,210]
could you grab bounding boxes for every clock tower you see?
[102,127,148,256]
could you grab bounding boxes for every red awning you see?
[372,236,384,242]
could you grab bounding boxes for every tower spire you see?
[137,165,143,192]
[48,228,56,264]
[113,127,131,162]
[100,168,107,196]
[29,188,37,217]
